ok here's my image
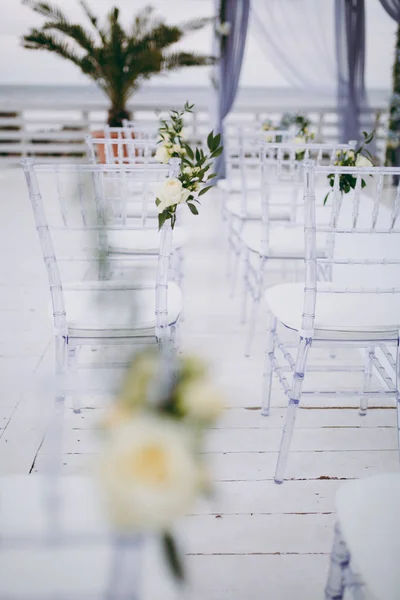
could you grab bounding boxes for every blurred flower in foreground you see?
[98,415,200,531]
[97,349,223,581]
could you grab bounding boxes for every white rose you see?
[97,415,200,531]
[183,166,193,176]
[172,143,184,155]
[355,154,372,167]
[294,136,305,144]
[347,150,355,160]
[155,144,171,164]
[156,178,190,213]
[178,380,224,423]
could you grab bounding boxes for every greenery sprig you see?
[155,102,223,230]
[323,131,375,205]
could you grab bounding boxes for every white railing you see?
[0,85,390,164]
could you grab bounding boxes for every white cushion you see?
[241,223,327,258]
[336,473,400,600]
[226,196,290,221]
[63,281,182,338]
[265,282,400,340]
[106,226,186,254]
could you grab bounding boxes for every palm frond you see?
[42,21,97,53]
[79,0,107,44]
[22,29,84,67]
[22,0,66,22]
[163,52,215,71]
[177,17,214,33]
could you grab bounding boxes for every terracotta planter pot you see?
[91,129,134,164]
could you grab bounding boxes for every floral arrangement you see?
[323,131,375,205]
[97,349,223,581]
[155,102,223,230]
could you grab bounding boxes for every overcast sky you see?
[0,0,396,89]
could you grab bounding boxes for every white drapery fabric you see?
[251,0,336,92]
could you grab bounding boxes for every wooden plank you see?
[185,554,329,600]
[178,513,335,554]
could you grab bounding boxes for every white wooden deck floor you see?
[0,167,398,599]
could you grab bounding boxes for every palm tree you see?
[22,1,214,126]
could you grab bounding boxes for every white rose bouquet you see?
[97,350,224,581]
[155,102,223,230]
[324,130,375,205]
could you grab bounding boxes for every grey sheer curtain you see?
[379,0,400,21]
[216,0,250,178]
[335,0,368,143]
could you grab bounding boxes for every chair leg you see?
[261,315,277,416]
[244,257,266,358]
[240,248,250,324]
[46,335,68,474]
[396,334,400,458]
[274,335,312,484]
[324,523,350,600]
[67,344,80,414]
[229,222,244,299]
[360,346,373,416]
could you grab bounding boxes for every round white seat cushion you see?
[265,282,400,340]
[106,226,186,254]
[62,281,182,338]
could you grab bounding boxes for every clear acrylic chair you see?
[262,162,400,483]
[85,135,186,291]
[241,140,357,356]
[221,126,295,286]
[22,159,182,416]
[325,473,400,600]
[86,134,159,166]
[120,120,159,139]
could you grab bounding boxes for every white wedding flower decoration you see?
[355,154,372,167]
[294,135,306,144]
[155,144,171,164]
[156,178,190,213]
[98,415,200,531]
[178,380,224,423]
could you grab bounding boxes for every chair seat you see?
[265,282,400,340]
[63,281,182,338]
[106,227,186,254]
[226,196,290,221]
[241,223,327,258]
[336,473,400,600]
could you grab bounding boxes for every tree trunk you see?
[107,104,132,127]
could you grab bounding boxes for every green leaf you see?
[195,147,201,162]
[162,532,185,582]
[155,197,161,206]
[212,132,221,151]
[184,143,194,160]
[207,130,214,150]
[158,211,168,231]
[187,202,199,215]
[198,185,213,196]
[323,191,330,205]
[210,146,223,158]
[207,172,218,179]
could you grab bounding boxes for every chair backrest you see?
[301,161,400,338]
[259,140,356,252]
[120,121,159,139]
[21,159,180,339]
[86,135,159,166]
